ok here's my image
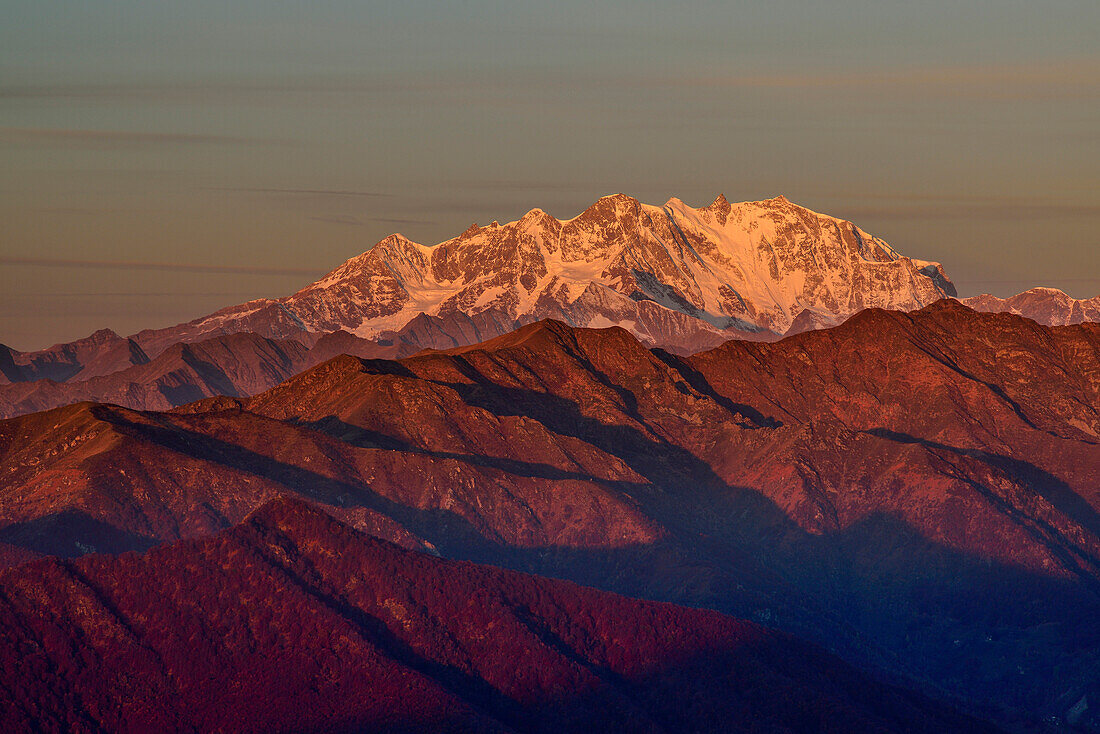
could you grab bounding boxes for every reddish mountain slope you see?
[0,329,400,420]
[0,329,148,384]
[0,302,1097,726]
[685,301,1100,570]
[0,333,310,418]
[0,497,994,734]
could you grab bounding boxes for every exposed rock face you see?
[962,287,1100,326]
[0,498,992,733]
[131,194,955,355]
[1,302,1097,726]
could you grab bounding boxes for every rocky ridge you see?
[963,287,1100,326]
[1,302,1097,727]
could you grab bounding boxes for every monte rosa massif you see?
[2,193,1096,419]
[150,192,954,352]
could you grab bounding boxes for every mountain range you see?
[129,193,954,352]
[2,194,1096,421]
[962,287,1100,326]
[3,194,1099,730]
[0,330,386,419]
[3,300,1098,728]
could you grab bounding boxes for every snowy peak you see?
[129,194,956,356]
[962,288,1100,326]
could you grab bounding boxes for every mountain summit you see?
[962,287,1100,326]
[133,194,955,356]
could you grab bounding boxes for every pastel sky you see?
[2,0,1098,349]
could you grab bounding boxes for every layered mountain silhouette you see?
[0,328,150,384]
[4,194,1094,421]
[2,301,1097,727]
[0,496,997,733]
[0,330,397,419]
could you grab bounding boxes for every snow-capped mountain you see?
[962,288,1100,326]
[132,194,955,356]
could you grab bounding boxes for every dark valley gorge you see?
[2,195,1099,732]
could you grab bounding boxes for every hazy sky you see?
[2,0,1098,349]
